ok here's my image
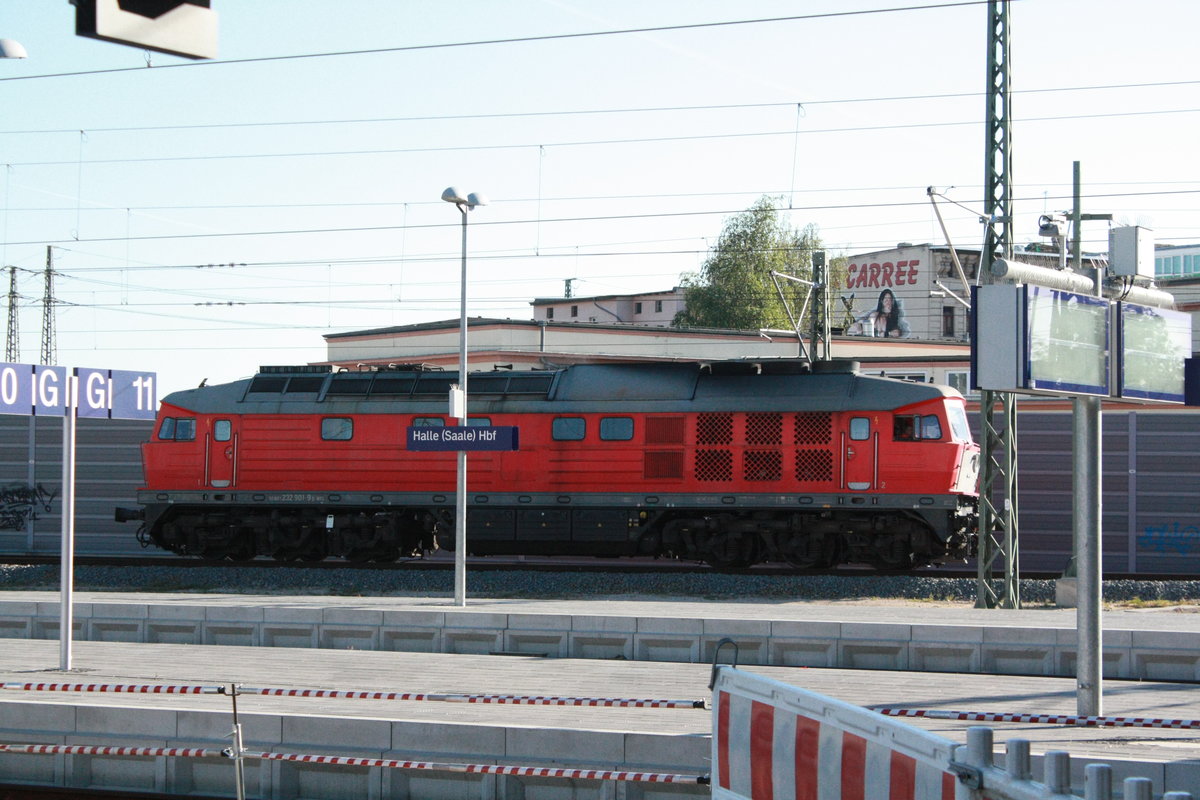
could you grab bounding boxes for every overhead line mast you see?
[976,0,1019,609]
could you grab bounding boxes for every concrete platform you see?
[3,591,1200,680]
[0,594,1198,798]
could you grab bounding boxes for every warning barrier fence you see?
[0,680,705,708]
[712,666,1196,800]
[876,707,1200,731]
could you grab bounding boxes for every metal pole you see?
[454,206,468,608]
[1072,160,1102,715]
[58,372,76,671]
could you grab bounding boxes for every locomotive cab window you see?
[213,420,232,442]
[321,417,354,441]
[849,417,870,441]
[158,417,196,441]
[947,405,971,442]
[893,414,943,441]
[552,417,586,441]
[600,417,634,441]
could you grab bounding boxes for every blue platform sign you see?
[0,363,157,420]
[407,425,519,452]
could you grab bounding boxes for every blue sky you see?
[1,0,1197,395]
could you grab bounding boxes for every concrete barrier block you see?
[381,627,440,653]
[768,637,837,668]
[201,624,258,647]
[442,628,504,655]
[89,603,148,621]
[263,605,324,625]
[840,622,912,643]
[323,607,384,627]
[383,769,484,800]
[570,614,638,634]
[508,612,572,632]
[205,605,265,623]
[701,636,767,666]
[1131,650,1200,682]
[32,620,84,641]
[505,727,624,764]
[0,702,77,734]
[569,632,634,661]
[622,732,710,771]
[177,711,283,746]
[636,617,703,635]
[1165,760,1200,794]
[838,641,907,671]
[277,758,379,800]
[390,722,505,758]
[0,617,32,638]
[910,642,980,673]
[981,646,1054,676]
[68,750,162,793]
[320,626,381,651]
[261,625,317,648]
[172,755,261,799]
[0,736,61,783]
[634,634,700,663]
[281,715,392,750]
[503,630,567,657]
[75,707,179,739]
[381,609,445,628]
[90,619,145,643]
[443,612,507,631]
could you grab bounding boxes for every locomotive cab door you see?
[206,418,238,488]
[842,416,877,491]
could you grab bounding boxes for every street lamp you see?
[0,39,28,58]
[441,186,487,607]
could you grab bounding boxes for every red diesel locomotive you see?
[120,359,980,570]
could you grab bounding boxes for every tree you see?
[674,197,837,331]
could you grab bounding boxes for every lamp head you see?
[0,39,28,59]
[441,186,488,210]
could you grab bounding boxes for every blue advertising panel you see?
[0,364,157,419]
[1025,285,1110,396]
[0,363,35,416]
[407,425,519,451]
[33,366,69,416]
[1117,302,1190,403]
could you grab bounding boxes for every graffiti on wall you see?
[0,482,58,530]
[1138,523,1200,555]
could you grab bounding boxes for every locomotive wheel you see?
[703,531,760,571]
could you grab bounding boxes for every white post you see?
[454,205,469,608]
[58,371,76,671]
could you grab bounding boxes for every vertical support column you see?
[58,373,76,671]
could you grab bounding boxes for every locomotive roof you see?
[161,360,958,415]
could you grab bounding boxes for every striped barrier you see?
[0,743,707,786]
[0,680,704,708]
[711,666,957,800]
[875,707,1200,730]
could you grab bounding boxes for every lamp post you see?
[441,186,487,607]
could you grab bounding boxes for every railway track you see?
[0,553,1187,581]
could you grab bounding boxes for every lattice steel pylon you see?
[975,0,1020,609]
[5,266,18,363]
[40,246,56,366]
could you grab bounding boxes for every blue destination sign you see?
[406,425,519,452]
[0,363,157,420]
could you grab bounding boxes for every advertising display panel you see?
[1025,285,1110,396]
[1117,302,1191,403]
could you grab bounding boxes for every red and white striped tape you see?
[876,707,1200,730]
[0,744,222,758]
[1,682,220,695]
[0,681,703,709]
[240,687,705,708]
[0,743,706,785]
[246,750,706,784]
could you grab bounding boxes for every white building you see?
[530,287,686,326]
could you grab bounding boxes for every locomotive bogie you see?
[125,361,980,571]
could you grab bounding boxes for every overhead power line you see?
[0,2,992,84]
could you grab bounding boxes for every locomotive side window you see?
[893,414,943,441]
[467,417,492,426]
[849,417,870,441]
[214,420,232,442]
[158,417,196,441]
[412,417,445,427]
[321,417,354,440]
[600,417,634,441]
[552,417,586,441]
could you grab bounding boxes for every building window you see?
[942,306,955,338]
[546,307,554,320]
[655,300,663,312]
[570,305,579,317]
[635,302,643,314]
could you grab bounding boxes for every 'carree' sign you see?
[0,364,157,420]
